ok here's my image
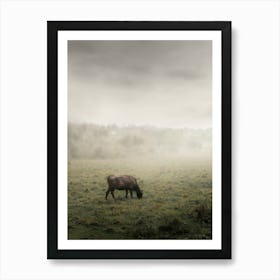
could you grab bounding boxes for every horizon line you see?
[68,121,212,130]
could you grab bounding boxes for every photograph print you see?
[48,21,231,259]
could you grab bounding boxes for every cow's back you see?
[107,175,136,190]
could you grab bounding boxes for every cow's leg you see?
[130,190,133,198]
[105,190,110,200]
[125,189,128,198]
[111,191,115,199]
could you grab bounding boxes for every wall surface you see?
[0,0,279,279]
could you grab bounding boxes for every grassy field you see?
[68,158,212,240]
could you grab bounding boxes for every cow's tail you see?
[106,175,113,189]
[107,175,114,182]
[105,176,111,200]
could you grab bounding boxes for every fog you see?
[68,40,212,160]
[68,40,212,129]
[68,123,211,160]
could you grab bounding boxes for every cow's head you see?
[137,190,143,199]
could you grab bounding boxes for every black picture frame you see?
[47,21,231,259]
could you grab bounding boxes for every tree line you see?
[68,123,211,159]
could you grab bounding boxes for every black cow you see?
[105,175,143,200]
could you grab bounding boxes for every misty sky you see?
[68,40,212,129]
